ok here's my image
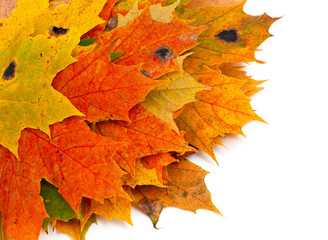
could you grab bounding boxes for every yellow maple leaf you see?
[141,69,209,132]
[0,0,109,156]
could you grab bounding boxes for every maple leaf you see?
[0,30,83,157]
[0,0,112,156]
[131,159,220,227]
[94,104,194,174]
[97,6,205,78]
[19,117,128,214]
[0,117,128,240]
[52,43,163,122]
[141,68,209,131]
[0,146,47,240]
[177,1,278,66]
[175,65,262,160]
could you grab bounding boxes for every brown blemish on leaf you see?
[153,46,174,62]
[214,29,239,43]
[141,70,150,77]
[49,26,69,36]
[2,60,16,80]
[105,15,118,32]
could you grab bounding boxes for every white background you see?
[40,0,328,239]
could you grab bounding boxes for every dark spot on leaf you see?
[2,60,16,80]
[215,29,239,43]
[183,191,188,198]
[153,46,174,62]
[141,71,150,77]
[105,15,118,32]
[50,26,69,36]
[40,53,43,58]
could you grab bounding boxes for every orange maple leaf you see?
[0,146,47,240]
[97,7,204,78]
[0,117,129,240]
[19,118,128,213]
[52,47,163,122]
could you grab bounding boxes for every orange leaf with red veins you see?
[96,104,194,160]
[132,159,220,227]
[97,7,205,78]
[0,146,47,240]
[142,153,178,183]
[176,65,263,161]
[52,45,163,122]
[18,117,128,214]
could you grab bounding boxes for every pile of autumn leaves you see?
[0,0,276,239]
